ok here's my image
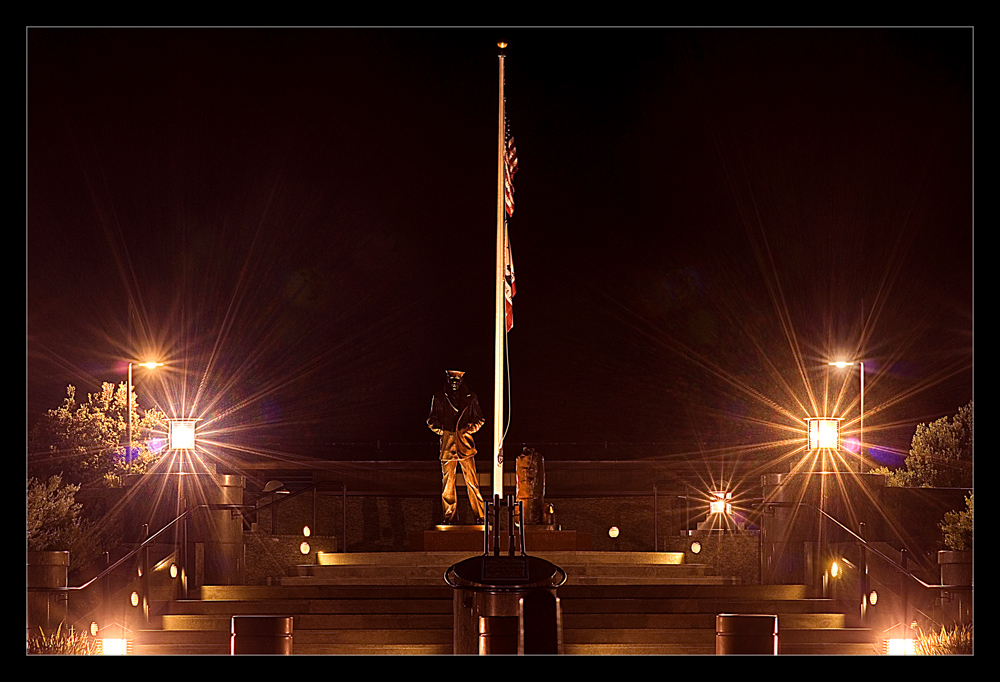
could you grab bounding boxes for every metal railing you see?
[28,480,350,638]
[762,500,971,630]
[250,481,347,548]
[27,502,251,634]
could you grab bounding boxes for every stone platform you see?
[408,525,590,551]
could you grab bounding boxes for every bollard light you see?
[808,417,841,449]
[885,637,916,655]
[95,622,132,655]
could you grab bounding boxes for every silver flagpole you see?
[493,43,507,502]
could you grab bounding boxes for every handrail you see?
[251,480,347,551]
[30,481,348,597]
[26,503,250,594]
[763,500,969,592]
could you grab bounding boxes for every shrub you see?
[27,624,99,655]
[915,624,973,655]
[940,493,973,551]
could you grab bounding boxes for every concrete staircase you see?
[132,551,878,655]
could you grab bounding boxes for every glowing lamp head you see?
[709,491,732,515]
[168,419,198,450]
[808,417,841,449]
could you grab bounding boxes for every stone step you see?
[156,610,848,633]
[565,612,848,629]
[561,597,844,614]
[132,552,875,655]
[161,598,453,615]
[195,584,453,601]
[159,613,454,631]
[132,629,453,655]
[559,583,814,600]
[315,550,686,566]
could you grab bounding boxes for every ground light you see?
[95,622,132,655]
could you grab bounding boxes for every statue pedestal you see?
[410,526,589,552]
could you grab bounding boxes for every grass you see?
[915,624,973,655]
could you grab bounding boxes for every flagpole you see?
[493,44,507,502]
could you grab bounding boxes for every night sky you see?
[27,28,972,473]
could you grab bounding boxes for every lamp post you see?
[127,362,163,462]
[829,361,864,473]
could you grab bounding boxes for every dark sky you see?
[27,28,973,470]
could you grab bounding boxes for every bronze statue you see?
[427,370,485,524]
[516,447,546,525]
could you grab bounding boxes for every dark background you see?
[27,28,972,477]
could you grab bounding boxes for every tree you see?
[28,383,168,487]
[872,401,972,488]
[940,493,973,551]
[26,475,84,552]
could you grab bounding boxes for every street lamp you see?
[127,361,163,461]
[829,360,864,473]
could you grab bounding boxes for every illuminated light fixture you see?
[168,418,198,450]
[709,491,733,515]
[91,622,99,636]
[96,622,132,655]
[96,623,132,656]
[830,561,840,578]
[130,591,140,607]
[608,526,620,538]
[885,638,915,656]
[808,417,841,449]
[126,361,164,462]
[302,526,311,537]
[869,590,878,606]
[690,540,702,554]
[100,638,129,655]
[300,541,311,555]
[169,563,178,579]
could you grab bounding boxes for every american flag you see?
[504,135,518,217]
[504,229,515,332]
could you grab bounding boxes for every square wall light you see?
[808,417,841,449]
[168,419,198,450]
